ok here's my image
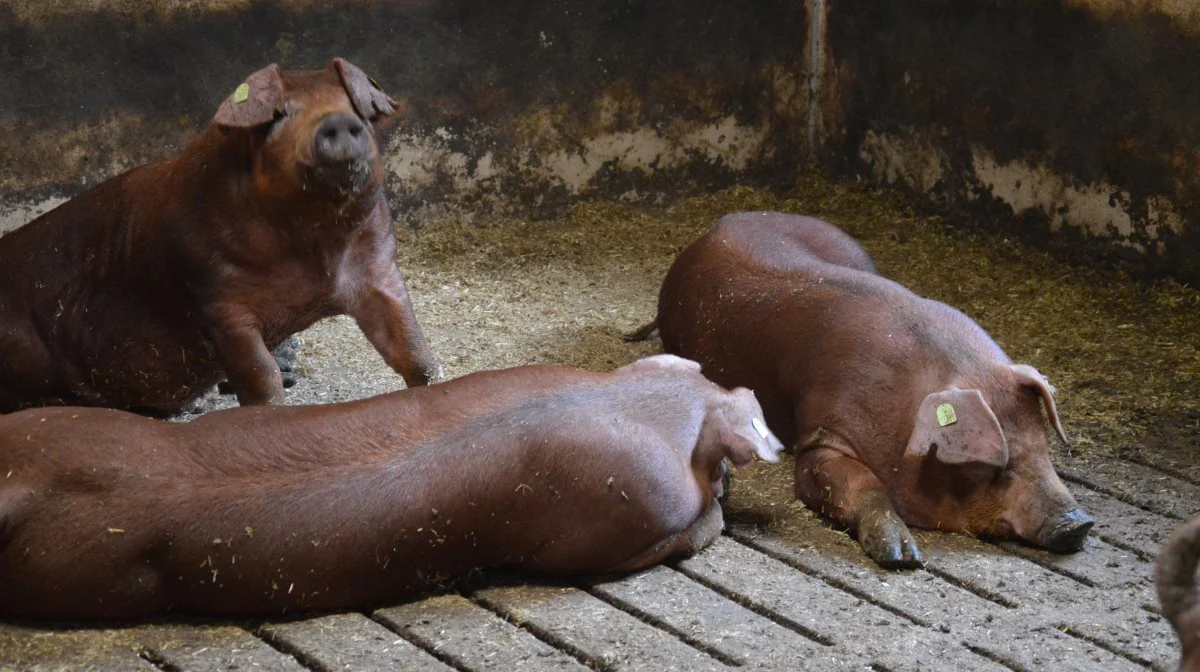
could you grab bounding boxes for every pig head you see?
[0,355,782,619]
[1158,515,1200,671]
[0,58,439,415]
[646,211,1092,568]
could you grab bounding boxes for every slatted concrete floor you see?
[2,452,1192,671]
[3,185,1197,671]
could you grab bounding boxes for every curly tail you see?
[623,319,658,343]
[1157,514,1200,667]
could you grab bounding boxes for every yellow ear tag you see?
[936,403,957,427]
[232,82,250,104]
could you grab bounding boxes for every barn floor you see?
[3,174,1197,671]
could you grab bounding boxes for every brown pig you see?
[633,211,1092,568]
[0,354,783,620]
[1158,514,1200,672]
[0,58,439,415]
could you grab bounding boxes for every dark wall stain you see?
[825,0,1200,281]
[0,0,808,210]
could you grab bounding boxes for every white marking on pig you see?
[752,417,770,439]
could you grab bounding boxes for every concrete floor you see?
[1,184,1195,671]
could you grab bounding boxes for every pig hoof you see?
[273,337,301,372]
[271,338,303,389]
[413,361,445,386]
[860,518,924,569]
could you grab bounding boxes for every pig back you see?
[657,217,892,446]
[711,212,878,274]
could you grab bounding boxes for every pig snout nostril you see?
[1043,507,1094,554]
[313,114,370,165]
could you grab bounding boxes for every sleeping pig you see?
[1158,514,1200,671]
[0,355,782,619]
[0,58,439,415]
[632,211,1092,568]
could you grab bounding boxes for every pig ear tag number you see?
[751,417,770,439]
[936,403,957,427]
[232,82,250,104]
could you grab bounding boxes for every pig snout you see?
[314,113,372,165]
[1037,506,1094,553]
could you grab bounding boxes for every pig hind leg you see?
[794,448,923,568]
[606,501,725,574]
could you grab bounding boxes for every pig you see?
[0,354,783,620]
[0,58,439,415]
[631,211,1092,567]
[1158,514,1200,672]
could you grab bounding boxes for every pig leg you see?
[795,448,923,568]
[349,271,442,387]
[607,501,725,573]
[206,308,284,405]
[216,338,299,395]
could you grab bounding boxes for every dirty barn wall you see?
[823,0,1200,280]
[3,0,1200,283]
[0,0,812,232]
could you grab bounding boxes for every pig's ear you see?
[713,389,785,469]
[905,388,1009,468]
[1012,364,1069,446]
[213,64,286,128]
[333,58,403,124]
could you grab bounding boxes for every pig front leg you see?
[206,306,285,406]
[795,448,923,568]
[348,270,442,388]
[607,500,726,574]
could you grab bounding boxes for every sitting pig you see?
[0,58,439,415]
[0,355,782,620]
[632,211,1092,567]
[1157,514,1200,671]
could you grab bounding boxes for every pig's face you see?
[700,386,785,500]
[212,59,400,205]
[898,365,1093,552]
